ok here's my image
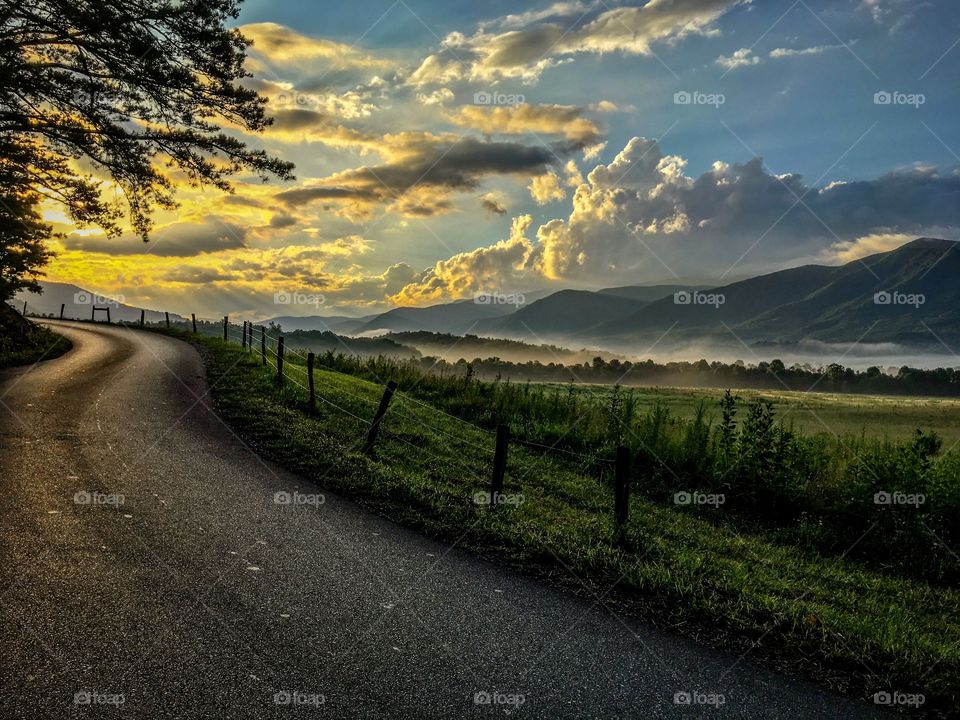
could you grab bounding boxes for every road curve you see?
[0,321,884,719]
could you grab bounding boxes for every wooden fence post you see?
[59,303,65,320]
[260,326,266,366]
[614,446,631,525]
[139,309,145,326]
[363,381,397,453]
[22,301,27,316]
[276,336,285,383]
[307,352,316,411]
[165,311,170,328]
[191,313,197,333]
[106,306,111,323]
[223,316,228,341]
[242,320,248,349]
[490,424,509,506]
[90,306,95,321]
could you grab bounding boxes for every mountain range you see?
[13,238,959,353]
[264,238,959,351]
[588,238,958,349]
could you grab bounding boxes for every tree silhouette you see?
[0,139,53,300]
[0,0,294,299]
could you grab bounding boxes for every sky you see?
[43,0,960,320]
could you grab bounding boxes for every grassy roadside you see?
[165,328,958,716]
[0,306,71,369]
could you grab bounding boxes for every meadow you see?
[132,323,960,714]
[554,383,960,444]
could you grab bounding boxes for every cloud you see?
[264,108,386,150]
[480,191,508,215]
[223,195,266,209]
[531,144,960,282]
[589,100,622,112]
[529,172,567,204]
[239,25,395,124]
[582,141,606,161]
[861,0,886,22]
[818,232,915,263]
[857,0,915,32]
[60,218,248,257]
[391,215,537,304]
[270,214,298,229]
[769,44,839,58]
[417,88,456,106]
[479,1,599,32]
[162,267,241,284]
[716,48,759,70]
[276,135,558,218]
[564,159,584,187]
[410,0,747,84]
[241,23,390,69]
[390,138,960,300]
[445,103,601,148]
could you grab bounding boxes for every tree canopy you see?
[0,0,294,300]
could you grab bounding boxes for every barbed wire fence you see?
[242,318,629,522]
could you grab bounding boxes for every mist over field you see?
[555,339,960,373]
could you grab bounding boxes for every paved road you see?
[0,321,885,719]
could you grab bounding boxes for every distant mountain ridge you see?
[589,238,960,348]
[292,238,958,350]
[12,281,184,324]
[16,238,958,351]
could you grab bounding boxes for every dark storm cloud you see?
[276,137,557,214]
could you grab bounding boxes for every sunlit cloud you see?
[529,171,566,204]
[409,0,748,84]
[445,103,601,148]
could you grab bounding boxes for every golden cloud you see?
[241,23,391,69]
[529,172,566,205]
[445,103,601,148]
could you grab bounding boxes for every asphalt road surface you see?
[0,321,886,719]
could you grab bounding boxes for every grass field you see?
[157,327,959,717]
[556,383,960,444]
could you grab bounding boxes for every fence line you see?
[84,312,637,524]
